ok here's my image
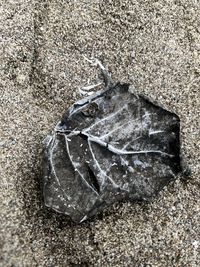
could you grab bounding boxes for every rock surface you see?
[43,82,182,223]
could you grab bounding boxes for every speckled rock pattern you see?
[0,0,199,266]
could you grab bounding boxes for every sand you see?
[0,0,199,266]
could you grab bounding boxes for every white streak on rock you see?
[88,140,119,188]
[64,135,99,195]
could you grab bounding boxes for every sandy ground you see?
[0,0,200,266]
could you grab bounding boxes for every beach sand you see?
[0,1,199,266]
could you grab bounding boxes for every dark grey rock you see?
[42,82,182,223]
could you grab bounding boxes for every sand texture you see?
[0,0,199,266]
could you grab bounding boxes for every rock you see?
[42,82,182,223]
